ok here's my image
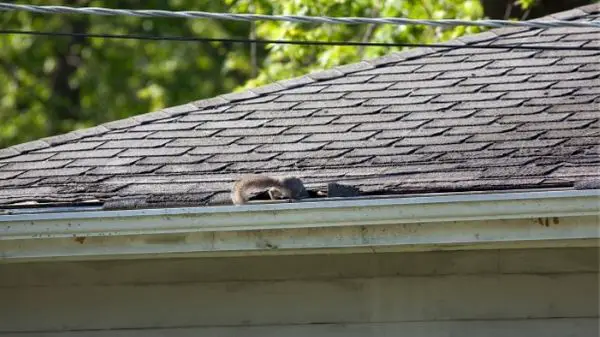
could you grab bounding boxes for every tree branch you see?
[357,0,381,58]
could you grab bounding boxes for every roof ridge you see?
[0,3,597,161]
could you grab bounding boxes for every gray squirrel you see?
[231,174,307,205]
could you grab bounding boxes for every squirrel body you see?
[231,174,306,205]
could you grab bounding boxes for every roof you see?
[0,4,599,209]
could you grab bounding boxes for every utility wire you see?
[0,29,599,51]
[0,3,599,29]
[2,27,599,52]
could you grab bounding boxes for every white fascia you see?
[0,189,599,262]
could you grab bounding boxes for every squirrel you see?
[231,174,307,205]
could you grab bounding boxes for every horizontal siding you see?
[1,273,598,332]
[1,247,597,286]
[1,319,598,337]
[1,248,598,336]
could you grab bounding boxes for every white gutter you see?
[0,189,598,262]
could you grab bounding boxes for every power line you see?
[0,3,599,29]
[1,29,599,51]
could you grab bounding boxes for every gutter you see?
[0,189,598,262]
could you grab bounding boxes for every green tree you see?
[228,0,484,90]
[0,0,508,147]
[0,0,254,147]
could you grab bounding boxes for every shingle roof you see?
[1,4,599,209]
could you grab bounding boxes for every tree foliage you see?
[0,0,252,147]
[0,0,592,147]
[229,0,483,90]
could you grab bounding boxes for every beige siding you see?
[1,248,598,336]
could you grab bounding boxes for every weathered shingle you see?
[0,4,599,207]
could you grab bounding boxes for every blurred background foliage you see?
[0,0,594,147]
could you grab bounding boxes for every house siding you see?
[1,247,598,336]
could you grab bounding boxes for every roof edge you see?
[1,189,598,262]
[1,4,597,160]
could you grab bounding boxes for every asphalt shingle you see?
[0,4,599,207]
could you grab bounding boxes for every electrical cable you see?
[0,3,599,29]
[1,29,598,51]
